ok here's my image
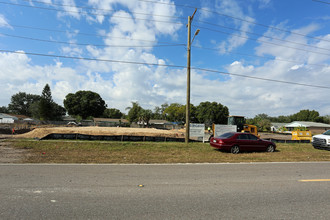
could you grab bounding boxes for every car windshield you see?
[217,132,235,139]
[323,130,330,135]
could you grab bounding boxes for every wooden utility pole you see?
[185,9,197,144]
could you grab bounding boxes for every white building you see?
[285,121,330,134]
[0,113,18,123]
[270,123,287,132]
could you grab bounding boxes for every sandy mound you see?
[18,127,185,139]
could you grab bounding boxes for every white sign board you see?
[214,125,237,137]
[189,123,205,138]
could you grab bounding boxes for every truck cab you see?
[312,130,330,150]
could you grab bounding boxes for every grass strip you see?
[7,139,330,164]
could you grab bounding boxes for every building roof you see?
[6,114,29,120]
[0,113,18,120]
[149,120,171,124]
[94,118,129,123]
[271,123,287,128]
[285,121,330,128]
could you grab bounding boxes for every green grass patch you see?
[7,139,330,163]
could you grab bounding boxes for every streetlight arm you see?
[191,29,200,45]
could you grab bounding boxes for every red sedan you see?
[210,132,276,154]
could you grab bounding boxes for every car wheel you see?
[231,145,240,154]
[266,145,275,152]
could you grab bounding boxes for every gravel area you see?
[0,137,30,163]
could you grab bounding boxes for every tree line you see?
[125,101,229,126]
[0,85,229,126]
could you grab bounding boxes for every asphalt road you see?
[1,162,330,219]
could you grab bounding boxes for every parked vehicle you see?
[210,132,276,154]
[312,130,330,150]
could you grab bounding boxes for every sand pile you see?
[18,127,185,139]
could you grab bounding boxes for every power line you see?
[192,45,329,68]
[312,0,330,5]
[195,20,330,53]
[193,66,330,89]
[1,49,329,90]
[20,0,186,20]
[137,0,330,44]
[7,24,328,68]
[9,24,182,45]
[6,1,330,52]
[194,25,330,57]
[0,32,185,48]
[20,0,330,44]
[9,0,330,46]
[0,1,184,25]
[8,21,330,57]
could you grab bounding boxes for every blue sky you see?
[1,0,330,118]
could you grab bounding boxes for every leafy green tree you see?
[273,115,291,123]
[290,109,319,122]
[103,108,123,119]
[195,101,229,126]
[0,106,9,113]
[64,90,107,119]
[29,102,41,119]
[8,92,41,116]
[189,104,198,123]
[126,102,142,124]
[153,103,169,120]
[51,103,66,121]
[163,103,186,123]
[139,109,152,127]
[247,114,272,131]
[320,115,330,124]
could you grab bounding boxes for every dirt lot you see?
[0,135,32,163]
[17,127,185,139]
[260,132,292,140]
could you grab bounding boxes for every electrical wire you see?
[6,1,330,55]
[0,32,185,48]
[195,20,330,53]
[194,25,330,57]
[137,0,330,44]
[1,49,329,90]
[9,24,182,45]
[6,24,328,67]
[312,0,330,5]
[20,0,187,20]
[3,24,328,68]
[191,45,329,68]
[0,1,184,25]
[6,0,330,51]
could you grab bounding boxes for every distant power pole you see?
[185,9,198,144]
